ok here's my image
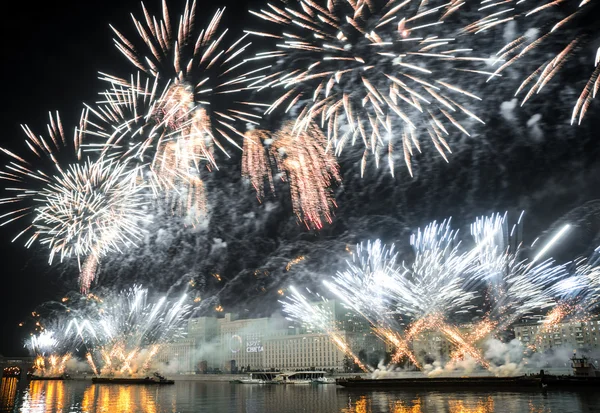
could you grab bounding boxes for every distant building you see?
[412,330,455,363]
[157,338,196,373]
[513,318,600,352]
[218,313,270,371]
[159,299,386,373]
[264,332,347,370]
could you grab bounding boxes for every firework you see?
[323,221,487,368]
[249,0,486,176]
[110,1,265,157]
[282,211,599,373]
[25,298,100,378]
[468,213,567,332]
[272,121,341,229]
[82,74,207,220]
[28,330,59,355]
[242,121,341,229]
[281,286,370,372]
[27,329,72,378]
[241,128,275,199]
[324,240,419,365]
[390,219,488,367]
[468,0,600,124]
[82,285,193,377]
[548,254,600,313]
[0,112,149,291]
[391,219,478,318]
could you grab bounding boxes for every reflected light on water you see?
[448,397,494,413]
[18,381,159,413]
[20,380,65,413]
[0,377,18,411]
[341,395,496,413]
[20,381,67,413]
[389,398,422,413]
[341,395,370,413]
[81,384,158,413]
[1,381,599,412]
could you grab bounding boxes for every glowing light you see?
[250,0,486,175]
[470,0,600,124]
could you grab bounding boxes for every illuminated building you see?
[264,332,347,370]
[514,318,600,352]
[159,300,385,373]
[218,313,271,371]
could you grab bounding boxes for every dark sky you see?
[1,1,599,356]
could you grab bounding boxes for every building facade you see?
[263,332,347,370]
[160,299,385,373]
[412,330,456,363]
[514,318,600,352]
[157,338,196,373]
[218,313,271,371]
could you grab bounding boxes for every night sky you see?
[1,0,599,356]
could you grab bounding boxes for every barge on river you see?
[29,374,70,381]
[337,353,600,391]
[92,373,174,385]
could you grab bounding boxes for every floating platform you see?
[91,376,174,385]
[29,375,70,381]
[336,375,600,391]
[337,376,540,390]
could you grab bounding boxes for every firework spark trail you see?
[281,286,370,372]
[468,213,567,334]
[0,112,150,291]
[444,213,569,361]
[242,128,275,199]
[80,285,193,377]
[273,121,341,229]
[524,302,590,351]
[438,323,490,368]
[86,352,98,376]
[27,330,72,377]
[372,326,421,367]
[536,256,600,350]
[401,312,490,368]
[82,74,208,221]
[323,240,418,365]
[467,0,600,124]
[325,221,486,367]
[242,121,341,229]
[548,257,600,312]
[249,0,486,176]
[110,1,267,159]
[32,354,72,377]
[28,331,59,355]
[390,219,478,319]
[449,318,497,361]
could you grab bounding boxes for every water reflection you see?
[389,398,422,413]
[82,384,160,413]
[20,381,67,413]
[0,381,599,412]
[0,378,18,411]
[338,390,600,413]
[447,396,493,413]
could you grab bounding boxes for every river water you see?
[1,377,600,412]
